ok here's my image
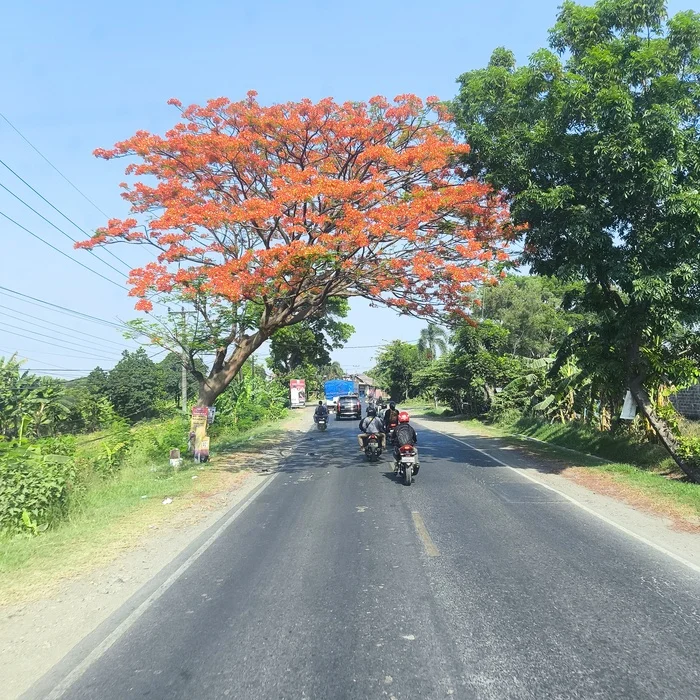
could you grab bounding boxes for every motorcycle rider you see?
[383,401,399,436]
[393,411,419,472]
[357,406,386,451]
[314,400,329,423]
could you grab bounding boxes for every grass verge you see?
[0,417,289,604]
[457,418,700,527]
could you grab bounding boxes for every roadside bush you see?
[487,404,524,426]
[128,417,188,464]
[75,419,133,477]
[35,435,77,457]
[0,445,78,534]
[677,436,700,473]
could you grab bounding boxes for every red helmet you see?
[398,411,410,423]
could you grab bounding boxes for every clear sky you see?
[1,0,691,377]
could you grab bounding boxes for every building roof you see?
[354,373,377,386]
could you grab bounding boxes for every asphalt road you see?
[35,415,700,699]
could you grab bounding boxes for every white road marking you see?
[45,474,278,699]
[428,426,700,576]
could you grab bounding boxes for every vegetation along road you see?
[26,416,700,700]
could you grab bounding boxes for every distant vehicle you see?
[324,379,357,407]
[336,395,362,420]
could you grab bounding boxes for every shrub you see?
[129,417,188,463]
[677,436,700,472]
[0,445,77,533]
[75,419,133,477]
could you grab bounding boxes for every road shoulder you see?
[413,415,700,573]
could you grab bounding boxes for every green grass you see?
[454,417,700,522]
[593,462,700,516]
[504,416,670,468]
[210,413,288,454]
[0,413,289,603]
[0,461,204,580]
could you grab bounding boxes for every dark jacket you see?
[315,405,329,417]
[394,423,417,446]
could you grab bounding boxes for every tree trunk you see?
[628,378,700,482]
[196,333,266,407]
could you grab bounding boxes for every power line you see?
[0,303,138,352]
[0,321,123,359]
[0,327,121,362]
[0,323,122,362]
[0,157,133,273]
[0,285,128,330]
[0,111,110,219]
[335,339,421,349]
[0,347,66,370]
[0,114,169,306]
[0,179,129,279]
[0,210,125,289]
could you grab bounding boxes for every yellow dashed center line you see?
[411,511,440,557]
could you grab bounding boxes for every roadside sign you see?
[190,407,209,460]
[290,379,306,408]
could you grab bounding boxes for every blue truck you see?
[323,379,357,407]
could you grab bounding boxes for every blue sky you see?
[0,0,690,377]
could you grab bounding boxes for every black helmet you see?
[389,402,396,410]
[367,406,377,417]
[318,401,323,406]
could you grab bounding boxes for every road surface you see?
[30,416,700,699]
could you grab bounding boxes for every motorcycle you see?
[364,434,382,462]
[396,444,417,485]
[316,415,327,431]
[387,422,398,446]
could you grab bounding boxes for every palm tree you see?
[321,362,344,380]
[417,325,448,361]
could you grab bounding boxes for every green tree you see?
[106,349,163,422]
[157,352,208,407]
[482,276,589,358]
[29,378,72,438]
[84,367,109,397]
[417,325,448,360]
[446,322,524,415]
[0,355,40,440]
[267,299,354,376]
[453,0,700,478]
[373,341,423,401]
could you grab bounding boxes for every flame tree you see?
[80,93,511,406]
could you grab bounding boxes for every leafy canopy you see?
[79,92,511,404]
[453,0,700,393]
[106,349,163,422]
[267,298,354,376]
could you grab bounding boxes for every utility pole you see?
[168,306,197,414]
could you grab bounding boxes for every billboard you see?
[190,406,210,462]
[290,379,306,408]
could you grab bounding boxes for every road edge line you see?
[420,421,700,576]
[43,472,278,700]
